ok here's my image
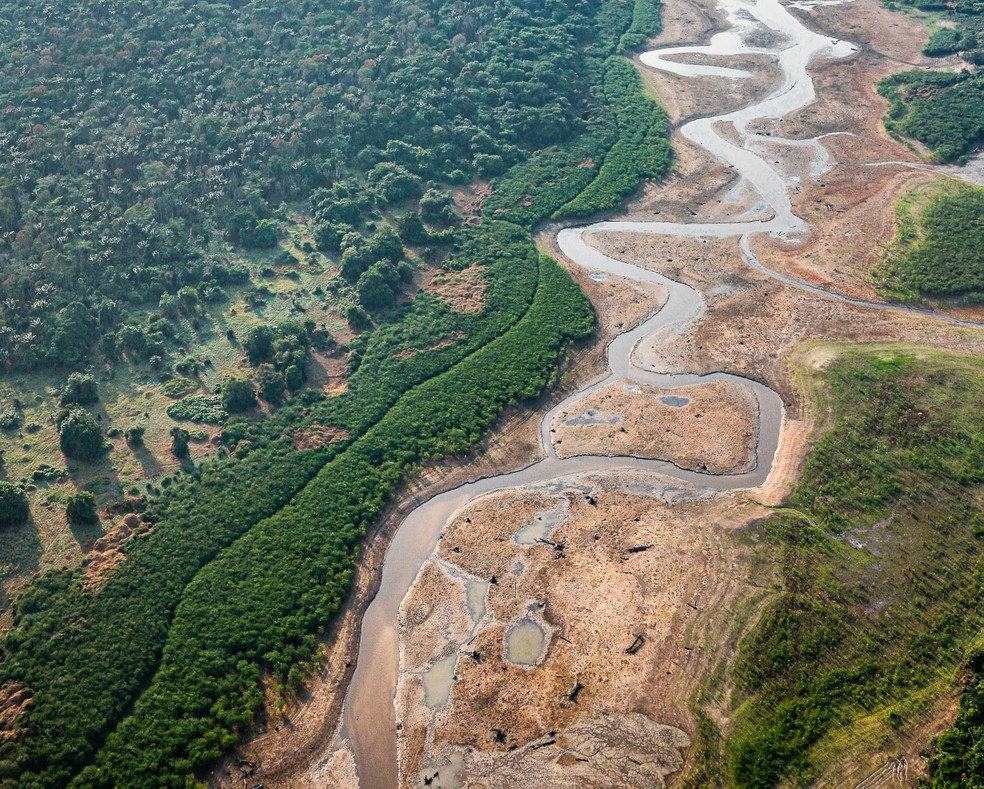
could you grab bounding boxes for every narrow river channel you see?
[339,0,979,785]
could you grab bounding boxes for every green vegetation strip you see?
[0,221,541,786]
[81,259,591,782]
[878,69,984,163]
[927,635,984,786]
[876,180,984,304]
[725,349,984,787]
[484,58,672,225]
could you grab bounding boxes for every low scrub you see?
[877,180,984,303]
[726,350,984,787]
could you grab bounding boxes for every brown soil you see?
[394,479,770,786]
[0,684,31,745]
[393,333,466,360]
[81,513,149,592]
[588,230,984,410]
[292,424,351,451]
[551,379,757,473]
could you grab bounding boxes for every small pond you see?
[505,619,547,666]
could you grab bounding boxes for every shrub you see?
[58,408,106,461]
[60,373,99,406]
[161,377,198,398]
[166,395,227,424]
[170,427,190,459]
[221,378,257,413]
[124,425,146,447]
[257,364,286,403]
[66,491,98,525]
[0,403,22,430]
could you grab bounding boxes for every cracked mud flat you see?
[395,479,758,789]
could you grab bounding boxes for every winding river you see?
[340,0,981,786]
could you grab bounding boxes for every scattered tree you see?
[58,408,106,461]
[66,491,99,525]
[170,427,190,459]
[221,378,257,413]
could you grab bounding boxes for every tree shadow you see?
[131,443,165,478]
[69,515,106,552]
[0,515,42,585]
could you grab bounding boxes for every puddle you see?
[422,654,457,708]
[416,751,466,789]
[505,619,547,666]
[465,579,489,625]
[660,395,691,407]
[513,502,569,545]
[590,272,607,281]
[564,408,622,426]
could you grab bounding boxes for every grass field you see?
[0,208,367,625]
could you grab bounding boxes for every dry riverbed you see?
[550,379,758,474]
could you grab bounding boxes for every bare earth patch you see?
[424,265,489,314]
[81,513,149,592]
[551,379,757,474]
[292,424,351,451]
[394,477,767,787]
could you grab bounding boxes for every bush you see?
[221,378,257,413]
[58,408,106,461]
[924,27,975,58]
[0,480,29,528]
[0,402,22,430]
[66,491,98,526]
[60,373,99,406]
[166,395,227,424]
[243,325,274,365]
[170,427,190,459]
[257,364,286,403]
[124,425,146,447]
[161,377,198,398]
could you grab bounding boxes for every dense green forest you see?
[725,350,984,787]
[879,69,984,163]
[0,0,670,784]
[876,180,984,304]
[0,0,648,371]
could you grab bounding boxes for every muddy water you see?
[341,0,979,786]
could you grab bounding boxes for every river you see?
[339,0,977,786]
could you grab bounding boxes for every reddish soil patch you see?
[82,513,149,591]
[0,685,31,744]
[393,332,465,360]
[424,265,488,313]
[293,424,351,451]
